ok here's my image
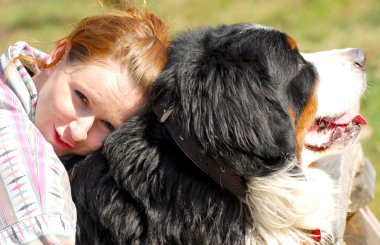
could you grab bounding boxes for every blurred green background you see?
[1,0,379,217]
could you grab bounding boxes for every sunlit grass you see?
[0,0,103,51]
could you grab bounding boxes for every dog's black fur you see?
[67,23,317,244]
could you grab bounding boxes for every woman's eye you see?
[102,120,115,132]
[74,90,88,106]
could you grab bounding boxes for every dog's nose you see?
[351,48,366,69]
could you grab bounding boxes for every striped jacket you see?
[0,42,76,244]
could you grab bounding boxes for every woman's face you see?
[34,58,146,156]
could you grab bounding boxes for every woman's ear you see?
[47,39,70,67]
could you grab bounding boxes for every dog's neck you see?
[152,101,246,199]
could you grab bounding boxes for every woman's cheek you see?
[88,130,107,152]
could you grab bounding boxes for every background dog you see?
[67,23,366,244]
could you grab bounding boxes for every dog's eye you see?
[298,63,307,70]
[296,56,307,71]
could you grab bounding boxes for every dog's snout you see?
[351,48,366,69]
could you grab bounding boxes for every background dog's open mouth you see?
[304,112,367,150]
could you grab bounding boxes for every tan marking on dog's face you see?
[294,81,319,162]
[288,109,296,128]
[287,36,298,51]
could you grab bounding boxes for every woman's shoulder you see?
[0,77,77,243]
[0,114,77,243]
[0,41,46,118]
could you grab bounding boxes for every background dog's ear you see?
[151,26,297,178]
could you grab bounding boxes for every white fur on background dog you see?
[301,49,367,167]
[246,49,366,244]
[246,159,334,245]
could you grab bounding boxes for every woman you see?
[0,5,169,244]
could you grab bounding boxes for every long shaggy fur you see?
[246,163,336,244]
[67,24,332,244]
[70,113,249,244]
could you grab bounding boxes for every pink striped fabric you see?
[0,42,76,244]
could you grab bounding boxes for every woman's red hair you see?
[12,4,169,93]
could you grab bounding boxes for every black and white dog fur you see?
[67,23,366,244]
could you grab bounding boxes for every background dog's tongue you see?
[328,112,367,125]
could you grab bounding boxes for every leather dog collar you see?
[152,101,246,199]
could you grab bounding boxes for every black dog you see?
[68,23,367,244]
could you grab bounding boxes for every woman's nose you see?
[69,116,95,141]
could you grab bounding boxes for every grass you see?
[1,0,379,218]
[0,0,102,51]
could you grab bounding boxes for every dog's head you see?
[301,49,367,166]
[153,24,319,178]
[153,24,366,174]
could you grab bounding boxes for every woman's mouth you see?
[53,129,73,150]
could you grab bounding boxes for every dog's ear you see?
[152,26,297,178]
